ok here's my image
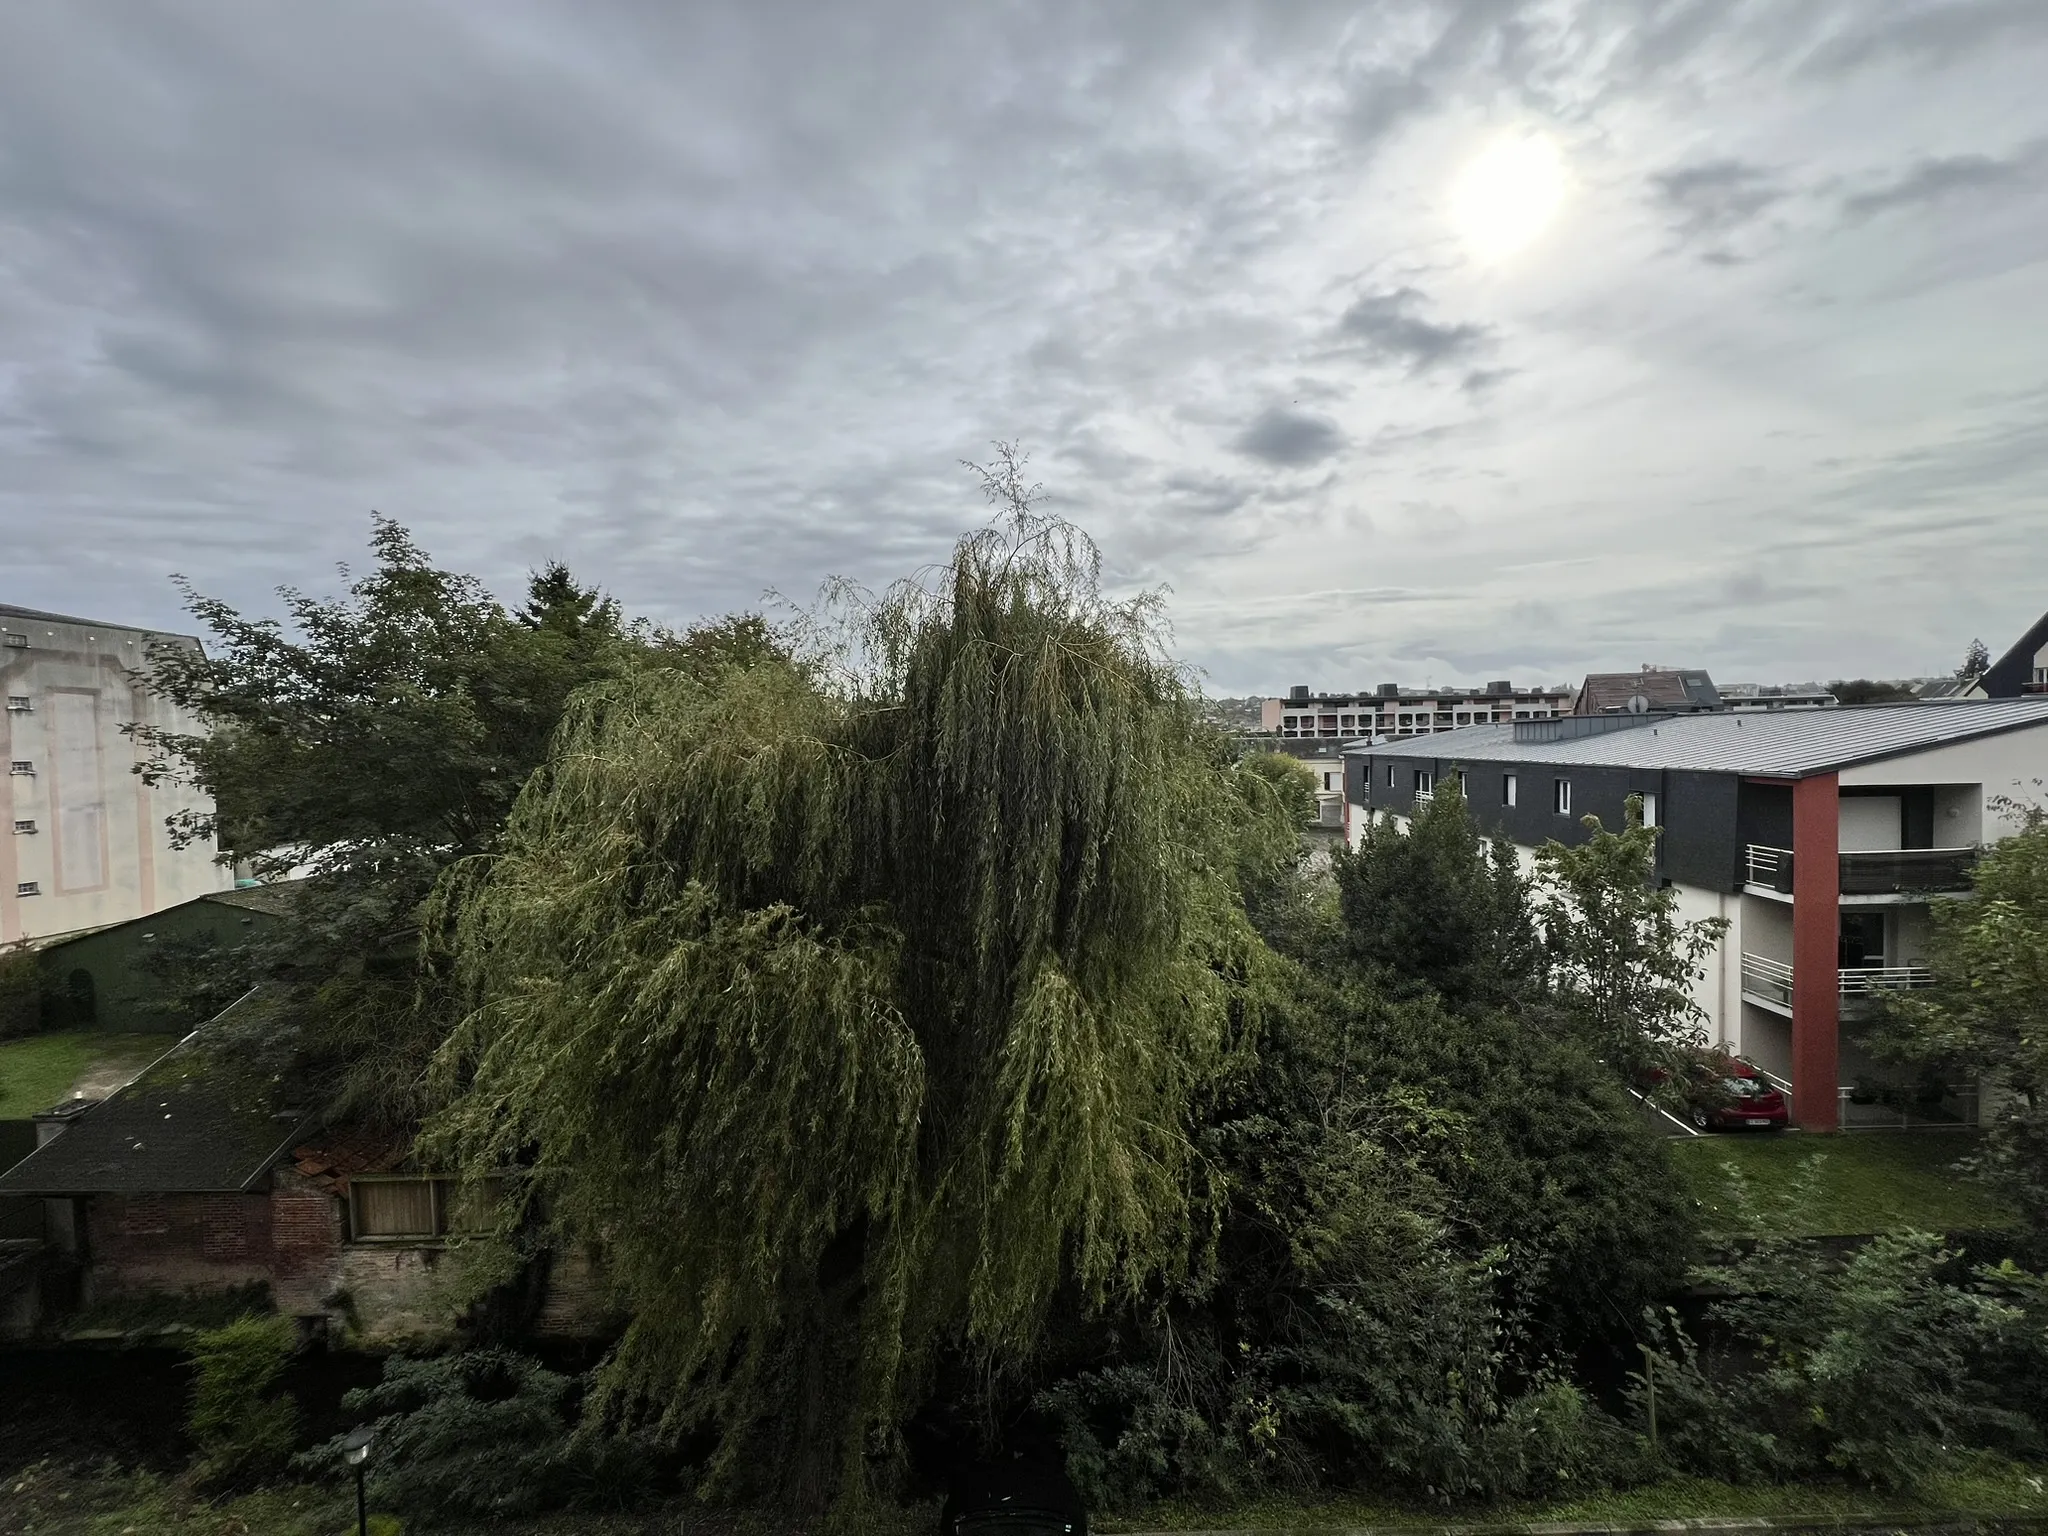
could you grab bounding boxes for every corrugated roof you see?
[1342,698,2048,777]
[0,997,311,1196]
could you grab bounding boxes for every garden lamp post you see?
[340,1425,375,1536]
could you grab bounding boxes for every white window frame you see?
[1503,773,1517,808]
[1640,791,1659,828]
[1553,778,1572,816]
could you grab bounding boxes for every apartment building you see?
[0,604,230,944]
[1344,699,2048,1132]
[1260,681,1570,742]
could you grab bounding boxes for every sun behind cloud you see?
[1451,132,1567,261]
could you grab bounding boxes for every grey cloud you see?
[1651,158,1784,239]
[1841,143,2046,218]
[1803,0,2047,76]
[1233,407,1346,467]
[1337,288,1491,371]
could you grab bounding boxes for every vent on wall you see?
[16,881,40,897]
[8,761,31,776]
[2,632,26,648]
[12,820,35,834]
[6,696,30,712]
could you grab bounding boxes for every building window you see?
[1640,791,1659,828]
[1414,769,1435,797]
[1553,778,1572,815]
[1456,769,1468,794]
[1503,774,1517,807]
[1,632,25,648]
[16,881,40,897]
[12,820,34,834]
[5,696,29,713]
[349,1176,505,1241]
[1323,772,1335,791]
[1385,764,1396,788]
[8,762,30,776]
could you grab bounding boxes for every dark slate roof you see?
[1574,669,1721,715]
[1983,608,2048,700]
[1343,698,2048,777]
[203,883,303,918]
[0,999,311,1196]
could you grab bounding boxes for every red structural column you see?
[1791,772,1841,1132]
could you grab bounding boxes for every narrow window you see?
[1456,769,1468,794]
[1415,769,1434,797]
[1640,791,1659,828]
[1323,772,1335,791]
[1385,763,1396,788]
[1503,773,1517,807]
[1553,778,1572,815]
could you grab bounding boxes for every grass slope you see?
[1669,1129,2018,1238]
[0,1032,171,1118]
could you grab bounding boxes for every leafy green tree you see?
[1533,798,1726,1081]
[423,473,1293,1508]
[1958,637,1992,682]
[1830,678,1916,706]
[132,519,700,1117]
[1879,804,2048,1218]
[1237,751,1316,828]
[1331,778,1541,1012]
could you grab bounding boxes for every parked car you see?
[1656,1050,1788,1132]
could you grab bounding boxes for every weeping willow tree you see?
[424,454,1295,1507]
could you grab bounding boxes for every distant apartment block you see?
[1346,699,2048,1132]
[0,604,231,944]
[1260,681,1572,742]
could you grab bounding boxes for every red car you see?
[1676,1052,1788,1132]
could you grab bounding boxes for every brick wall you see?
[88,1191,275,1299]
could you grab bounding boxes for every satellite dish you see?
[1626,694,1650,715]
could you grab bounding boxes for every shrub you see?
[301,1349,660,1523]
[1643,1233,2047,1489]
[187,1314,301,1487]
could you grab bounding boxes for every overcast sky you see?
[2,2,2044,693]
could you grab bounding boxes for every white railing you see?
[1745,844,1792,886]
[1740,952,1794,1008]
[1839,1081,1981,1130]
[1742,952,1936,1007]
[1838,964,1935,996]
[1414,788,1433,804]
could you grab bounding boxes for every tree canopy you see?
[423,475,1296,1505]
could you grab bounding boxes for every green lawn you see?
[0,1031,171,1118]
[1669,1129,2019,1238]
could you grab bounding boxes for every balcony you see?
[1739,952,1936,1014]
[1742,844,1977,896]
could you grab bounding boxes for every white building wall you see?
[0,610,230,943]
[1838,720,2048,840]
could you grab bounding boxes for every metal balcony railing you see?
[1740,952,1793,1008]
[1740,953,1936,1008]
[1744,844,1977,895]
[1838,963,1935,996]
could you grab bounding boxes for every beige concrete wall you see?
[1,610,231,943]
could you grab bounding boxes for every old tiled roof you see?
[290,1128,410,1195]
[0,997,311,1197]
[1574,669,1721,715]
[1346,697,2048,778]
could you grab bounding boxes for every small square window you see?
[1503,774,1517,807]
[8,761,31,776]
[11,819,34,834]
[1,632,25,648]
[16,881,39,897]
[1553,778,1573,815]
[4,696,29,712]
